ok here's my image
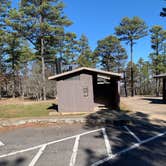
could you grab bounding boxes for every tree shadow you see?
[83,107,166,166]
[141,97,166,104]
[0,157,26,166]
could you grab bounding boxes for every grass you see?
[0,103,52,118]
[0,98,131,119]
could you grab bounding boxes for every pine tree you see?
[19,42,34,98]
[137,58,151,95]
[77,34,97,67]
[63,32,79,66]
[0,0,10,29]
[0,0,11,98]
[115,16,148,96]
[125,61,139,96]
[160,2,166,17]
[7,0,72,100]
[5,32,25,97]
[94,35,127,72]
[149,25,166,96]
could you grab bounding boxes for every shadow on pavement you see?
[141,97,166,104]
[0,157,26,166]
[83,107,166,166]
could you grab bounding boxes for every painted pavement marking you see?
[29,144,47,166]
[69,135,80,166]
[124,126,142,143]
[102,128,112,157]
[0,128,102,159]
[0,141,4,146]
[91,130,166,166]
[1,126,165,166]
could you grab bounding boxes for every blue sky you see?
[12,0,166,63]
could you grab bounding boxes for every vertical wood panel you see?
[57,74,94,112]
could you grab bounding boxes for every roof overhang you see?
[48,67,122,80]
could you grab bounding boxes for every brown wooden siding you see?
[57,74,94,112]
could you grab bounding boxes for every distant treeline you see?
[0,0,166,100]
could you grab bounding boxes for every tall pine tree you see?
[77,34,98,67]
[0,0,11,98]
[7,0,72,100]
[149,25,166,96]
[94,35,127,72]
[115,16,148,96]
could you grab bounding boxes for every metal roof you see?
[48,67,122,80]
[154,73,166,78]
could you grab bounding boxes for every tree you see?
[63,32,79,65]
[77,34,97,67]
[7,0,72,100]
[150,26,166,58]
[115,16,148,96]
[0,0,10,29]
[94,35,127,72]
[149,25,166,96]
[5,32,25,98]
[136,58,151,95]
[125,61,139,96]
[19,42,34,98]
[0,0,11,99]
[160,2,166,17]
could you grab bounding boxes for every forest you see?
[0,0,166,100]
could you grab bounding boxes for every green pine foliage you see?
[77,34,98,67]
[149,25,166,74]
[115,16,148,96]
[0,1,165,99]
[94,35,127,72]
[6,0,72,100]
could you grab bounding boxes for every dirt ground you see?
[121,96,166,122]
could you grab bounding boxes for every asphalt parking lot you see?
[0,122,165,166]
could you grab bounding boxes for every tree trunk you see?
[0,86,1,99]
[12,55,16,98]
[155,43,160,97]
[22,63,28,99]
[0,57,2,99]
[123,71,128,97]
[40,8,46,101]
[41,38,46,100]
[130,40,134,97]
[12,76,16,98]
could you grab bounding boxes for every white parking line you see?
[69,135,80,166]
[0,141,4,146]
[91,130,166,166]
[0,128,102,159]
[29,144,47,166]
[102,128,112,157]
[124,126,141,143]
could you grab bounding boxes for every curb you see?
[0,118,86,127]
